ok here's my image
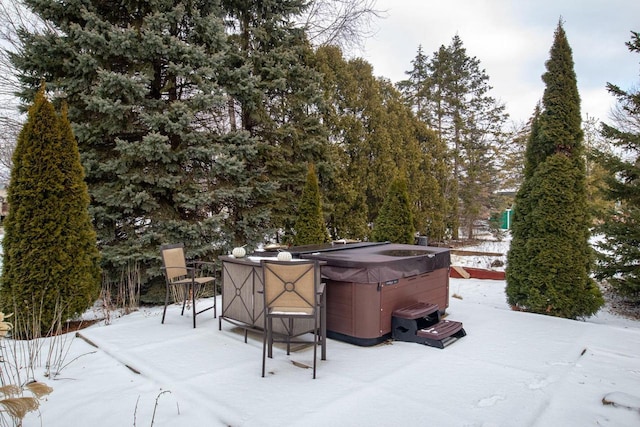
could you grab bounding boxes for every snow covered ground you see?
[12,240,640,426]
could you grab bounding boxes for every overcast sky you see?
[360,0,640,125]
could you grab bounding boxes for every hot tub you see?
[299,243,451,346]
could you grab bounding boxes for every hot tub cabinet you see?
[300,243,451,346]
[321,268,449,346]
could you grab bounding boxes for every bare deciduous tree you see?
[0,117,20,182]
[297,0,384,53]
[608,83,640,135]
[0,0,55,181]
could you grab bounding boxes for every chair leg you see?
[192,284,197,328]
[213,280,217,319]
[313,317,318,379]
[262,316,268,377]
[217,280,222,330]
[181,287,187,316]
[161,285,170,324]
[286,318,293,355]
[321,291,327,361]
[267,317,273,359]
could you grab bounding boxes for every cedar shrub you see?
[0,86,101,337]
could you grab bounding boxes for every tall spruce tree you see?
[506,20,603,318]
[593,31,640,301]
[222,0,329,245]
[11,0,235,288]
[293,163,330,245]
[397,45,431,123]
[0,86,101,337]
[379,78,444,242]
[397,46,449,242]
[400,38,507,239]
[400,44,459,239]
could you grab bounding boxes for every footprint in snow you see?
[477,395,505,407]
[528,376,549,390]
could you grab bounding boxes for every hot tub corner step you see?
[416,320,466,349]
[392,301,439,320]
[392,302,441,343]
[391,302,466,348]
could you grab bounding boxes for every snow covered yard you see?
[19,272,640,427]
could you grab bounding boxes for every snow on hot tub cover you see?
[300,243,450,284]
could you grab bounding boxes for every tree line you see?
[1,1,638,321]
[1,0,516,293]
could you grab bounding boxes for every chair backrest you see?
[262,260,318,313]
[160,243,188,282]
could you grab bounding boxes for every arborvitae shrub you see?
[293,164,330,245]
[506,21,603,318]
[372,176,415,244]
[0,87,101,337]
[520,154,603,318]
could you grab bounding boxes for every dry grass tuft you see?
[0,312,55,425]
[0,396,40,420]
[24,382,53,399]
[0,385,21,398]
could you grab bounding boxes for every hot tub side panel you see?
[325,267,450,345]
[379,268,449,335]
[325,279,381,339]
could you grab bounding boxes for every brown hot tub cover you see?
[300,243,450,284]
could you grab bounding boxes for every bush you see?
[0,86,101,338]
[293,164,330,245]
[372,176,415,244]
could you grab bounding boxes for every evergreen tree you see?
[293,163,330,245]
[340,61,397,224]
[11,1,330,287]
[498,119,530,193]
[315,45,442,241]
[0,86,101,337]
[380,80,444,241]
[414,124,448,242]
[313,46,369,240]
[397,45,431,123]
[506,20,603,318]
[593,31,640,301]
[314,46,387,238]
[11,0,237,288]
[400,38,507,239]
[505,107,540,305]
[222,0,329,245]
[400,44,458,240]
[524,153,602,317]
[582,115,615,219]
[371,175,415,244]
